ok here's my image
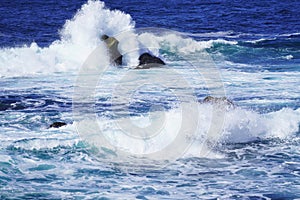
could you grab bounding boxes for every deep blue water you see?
[0,0,300,199]
[1,0,300,47]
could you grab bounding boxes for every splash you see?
[61,105,300,159]
[0,0,237,77]
[0,0,136,77]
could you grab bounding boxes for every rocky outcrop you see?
[101,35,123,66]
[135,53,166,69]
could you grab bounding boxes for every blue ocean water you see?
[1,0,300,199]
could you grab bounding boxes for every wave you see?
[0,1,133,77]
[241,32,300,49]
[6,103,299,160]
[1,0,299,161]
[0,0,236,78]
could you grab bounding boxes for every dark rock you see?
[114,55,123,66]
[101,35,123,66]
[136,53,165,69]
[203,96,234,107]
[49,122,67,128]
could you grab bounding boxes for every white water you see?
[0,0,299,160]
[2,100,299,160]
[0,0,237,78]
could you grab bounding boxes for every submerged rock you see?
[202,96,235,107]
[49,122,67,128]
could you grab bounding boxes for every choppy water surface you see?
[0,0,300,199]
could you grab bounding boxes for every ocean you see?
[1,0,300,199]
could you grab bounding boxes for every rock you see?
[135,53,165,69]
[203,96,234,107]
[101,35,165,68]
[49,122,67,128]
[101,34,123,66]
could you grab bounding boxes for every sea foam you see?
[0,0,236,77]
